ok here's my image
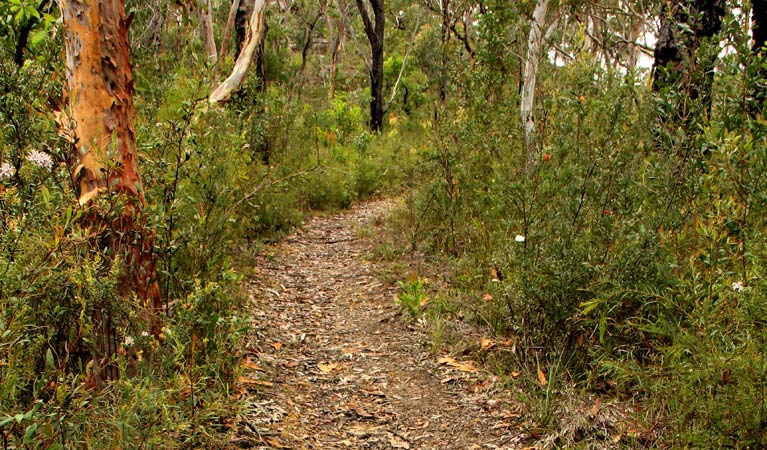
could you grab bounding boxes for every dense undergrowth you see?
[0,13,412,447]
[3,0,767,447]
[385,11,767,448]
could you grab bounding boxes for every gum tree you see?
[355,0,385,131]
[61,0,161,383]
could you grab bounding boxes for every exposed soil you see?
[231,199,528,450]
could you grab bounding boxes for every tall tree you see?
[198,0,218,63]
[751,0,767,114]
[219,0,242,63]
[652,0,726,129]
[210,0,268,103]
[521,0,550,153]
[325,0,346,99]
[355,0,385,131]
[60,0,161,383]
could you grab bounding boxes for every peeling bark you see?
[61,0,161,384]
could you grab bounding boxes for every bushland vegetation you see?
[2,0,767,447]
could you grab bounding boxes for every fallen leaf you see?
[483,293,493,301]
[438,356,478,372]
[387,432,411,449]
[241,359,264,371]
[468,379,493,393]
[511,371,521,378]
[348,404,376,419]
[318,362,339,373]
[499,339,513,347]
[238,376,273,387]
[266,437,290,448]
[537,367,547,386]
[590,397,601,417]
[346,423,381,436]
[480,338,496,351]
[272,341,283,350]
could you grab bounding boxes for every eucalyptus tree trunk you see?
[61,0,161,385]
[198,0,218,63]
[355,0,385,132]
[326,0,346,99]
[210,0,268,103]
[521,0,549,153]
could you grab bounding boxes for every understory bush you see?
[401,15,767,445]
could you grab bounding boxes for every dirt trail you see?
[233,199,524,450]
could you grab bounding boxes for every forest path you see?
[232,199,525,450]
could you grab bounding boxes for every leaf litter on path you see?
[234,199,527,449]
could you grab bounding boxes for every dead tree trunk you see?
[355,0,385,132]
[61,0,161,385]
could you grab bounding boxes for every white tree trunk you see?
[198,0,218,63]
[209,0,267,104]
[520,0,549,151]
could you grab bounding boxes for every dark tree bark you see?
[13,0,52,67]
[235,0,256,56]
[751,0,767,114]
[300,12,322,75]
[652,0,726,128]
[754,0,767,53]
[355,0,385,132]
[255,18,269,92]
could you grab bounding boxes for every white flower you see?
[123,335,135,346]
[732,281,745,292]
[398,9,404,16]
[141,331,150,337]
[26,149,54,170]
[515,235,526,242]
[0,162,14,179]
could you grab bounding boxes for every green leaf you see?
[23,423,38,444]
[45,348,54,369]
[29,29,48,47]
[0,416,14,427]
